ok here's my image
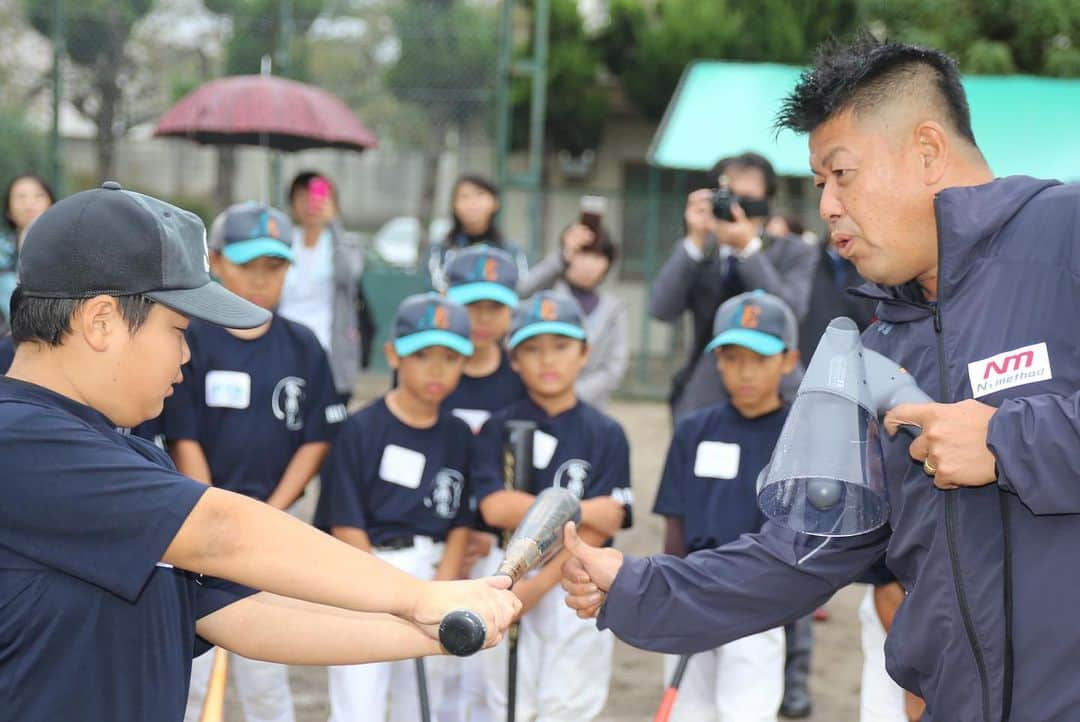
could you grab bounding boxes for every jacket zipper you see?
[932,222,993,722]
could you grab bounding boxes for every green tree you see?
[510,0,609,156]
[0,110,48,188]
[26,0,154,181]
[858,0,1080,76]
[598,0,859,122]
[385,0,500,227]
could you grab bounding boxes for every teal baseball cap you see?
[209,201,295,265]
[445,245,520,308]
[705,290,798,356]
[393,293,474,358]
[508,291,587,350]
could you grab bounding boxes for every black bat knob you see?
[439,609,487,657]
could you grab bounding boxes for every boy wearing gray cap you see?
[0,183,519,722]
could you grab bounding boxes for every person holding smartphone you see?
[279,172,366,405]
[516,197,628,410]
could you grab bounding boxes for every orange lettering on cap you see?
[540,299,558,321]
[266,218,279,239]
[740,304,761,329]
[483,258,498,281]
[433,305,450,329]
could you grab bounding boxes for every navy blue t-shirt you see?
[442,349,527,434]
[162,316,345,501]
[316,397,474,544]
[0,334,13,374]
[653,402,788,553]
[471,397,634,526]
[0,377,254,721]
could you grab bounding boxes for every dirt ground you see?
[224,397,867,721]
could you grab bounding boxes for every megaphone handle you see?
[896,423,922,438]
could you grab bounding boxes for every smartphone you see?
[307,177,331,215]
[579,195,607,236]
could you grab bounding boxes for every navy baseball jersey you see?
[0,334,13,374]
[653,402,788,552]
[471,397,633,522]
[162,316,345,501]
[442,349,526,433]
[0,376,254,722]
[315,398,474,544]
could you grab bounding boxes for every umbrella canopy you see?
[154,74,378,153]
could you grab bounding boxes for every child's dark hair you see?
[4,173,56,231]
[775,32,976,145]
[9,288,154,347]
[447,174,504,246]
[710,153,778,199]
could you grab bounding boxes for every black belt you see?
[375,536,415,551]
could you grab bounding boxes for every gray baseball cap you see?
[208,201,295,265]
[705,290,797,356]
[445,245,520,308]
[508,291,587,349]
[393,293,474,357]
[17,181,269,329]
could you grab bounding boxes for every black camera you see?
[711,184,771,222]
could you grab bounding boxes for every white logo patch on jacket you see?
[967,342,1052,399]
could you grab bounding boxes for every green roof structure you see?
[648,61,1080,181]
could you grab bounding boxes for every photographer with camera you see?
[649,153,815,421]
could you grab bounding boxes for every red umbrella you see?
[153,75,377,152]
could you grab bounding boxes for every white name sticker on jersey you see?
[380,444,426,489]
[205,370,252,409]
[452,408,491,434]
[533,430,558,470]
[967,342,1052,399]
[694,441,741,479]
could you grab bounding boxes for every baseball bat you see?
[439,420,538,658]
[414,658,432,722]
[197,647,229,722]
[439,487,582,656]
[502,420,537,722]
[653,654,692,722]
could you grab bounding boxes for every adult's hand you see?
[883,399,998,490]
[713,202,757,251]
[561,223,595,262]
[560,521,624,619]
[683,189,715,252]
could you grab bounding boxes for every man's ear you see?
[77,295,122,352]
[384,341,401,370]
[914,120,949,186]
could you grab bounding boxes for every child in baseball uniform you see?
[471,291,634,722]
[441,245,528,722]
[316,293,476,722]
[163,202,344,722]
[651,290,800,722]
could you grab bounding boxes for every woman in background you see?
[1,173,55,328]
[428,174,528,291]
[279,172,365,404]
[517,221,628,409]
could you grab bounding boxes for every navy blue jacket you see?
[599,176,1080,722]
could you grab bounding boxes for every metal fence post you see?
[49,0,64,194]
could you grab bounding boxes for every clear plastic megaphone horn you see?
[756,317,932,537]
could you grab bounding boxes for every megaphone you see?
[756,317,931,537]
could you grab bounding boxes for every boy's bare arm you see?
[266,441,330,511]
[479,490,536,530]
[332,526,373,553]
[197,592,444,665]
[663,516,687,557]
[436,527,470,581]
[169,439,212,485]
[579,496,626,537]
[163,487,519,642]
